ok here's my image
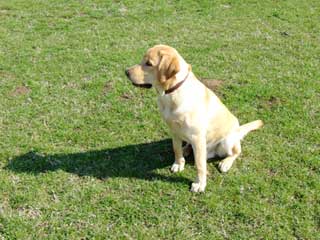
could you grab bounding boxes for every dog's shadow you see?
[5,139,191,184]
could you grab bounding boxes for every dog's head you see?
[125,45,187,91]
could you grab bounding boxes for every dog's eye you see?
[145,61,153,67]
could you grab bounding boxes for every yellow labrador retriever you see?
[125,45,263,192]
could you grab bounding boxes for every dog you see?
[125,45,263,192]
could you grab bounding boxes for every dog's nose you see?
[125,69,130,77]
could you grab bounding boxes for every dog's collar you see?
[165,71,189,95]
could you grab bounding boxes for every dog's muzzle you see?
[132,82,152,88]
[125,69,152,89]
[125,69,130,78]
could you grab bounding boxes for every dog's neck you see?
[164,71,189,94]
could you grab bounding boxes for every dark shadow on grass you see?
[5,139,191,185]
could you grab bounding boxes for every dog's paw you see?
[218,159,233,173]
[190,182,206,193]
[170,163,185,173]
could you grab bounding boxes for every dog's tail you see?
[237,120,263,140]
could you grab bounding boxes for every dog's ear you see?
[158,51,180,83]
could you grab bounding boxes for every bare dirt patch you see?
[200,78,224,92]
[10,86,31,96]
[266,96,281,107]
[103,82,113,96]
[259,96,283,109]
[120,92,133,100]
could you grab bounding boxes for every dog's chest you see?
[159,105,185,125]
[158,98,190,134]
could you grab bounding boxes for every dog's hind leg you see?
[207,149,216,159]
[218,142,241,173]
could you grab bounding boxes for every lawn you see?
[0,0,319,239]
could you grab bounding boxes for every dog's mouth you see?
[125,70,152,89]
[132,82,152,89]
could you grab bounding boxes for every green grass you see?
[0,0,319,239]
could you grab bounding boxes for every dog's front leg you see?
[190,136,207,192]
[170,136,185,173]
